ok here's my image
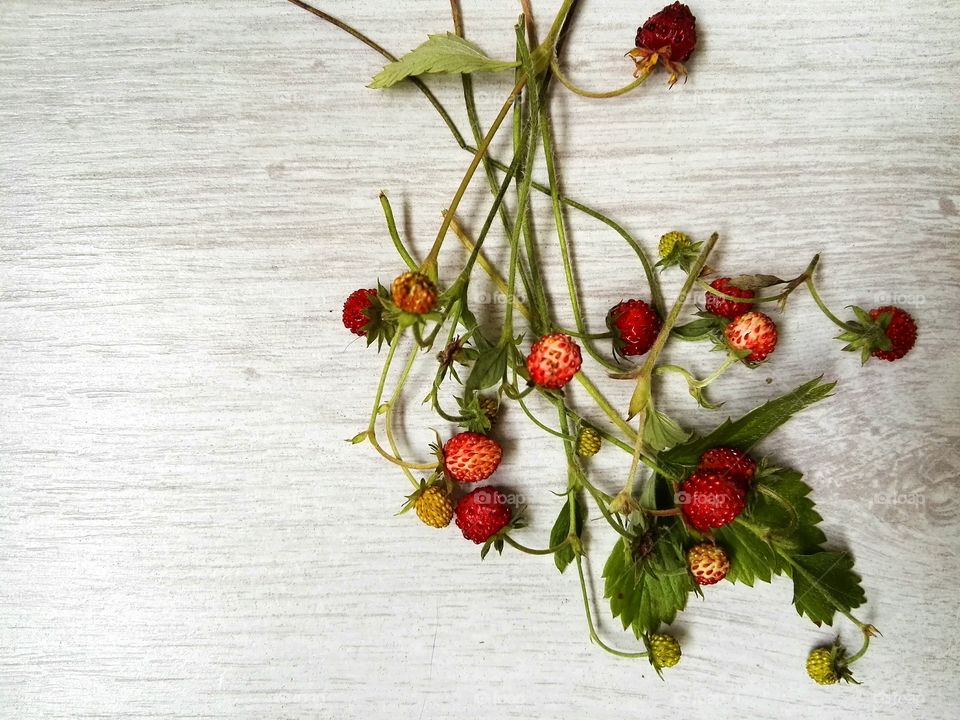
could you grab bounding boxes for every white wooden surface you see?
[2,1,959,718]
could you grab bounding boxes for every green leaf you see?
[464,343,508,395]
[661,377,836,467]
[671,317,723,341]
[642,409,689,452]
[789,552,866,626]
[603,520,695,637]
[550,495,586,574]
[370,33,519,89]
[713,520,780,586]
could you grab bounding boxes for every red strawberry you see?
[868,306,917,361]
[678,471,745,531]
[455,486,512,543]
[724,311,778,362]
[391,271,437,315]
[526,333,582,389]
[698,447,757,492]
[636,3,697,62]
[705,278,755,319]
[607,299,662,356]
[687,543,730,585]
[443,432,503,483]
[342,288,376,336]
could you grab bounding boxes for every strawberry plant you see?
[293,0,917,681]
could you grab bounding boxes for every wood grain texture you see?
[1,1,959,718]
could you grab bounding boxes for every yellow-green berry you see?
[806,648,838,685]
[658,231,690,259]
[415,485,454,528]
[576,426,602,457]
[649,633,681,669]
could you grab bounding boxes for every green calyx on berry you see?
[400,477,454,529]
[657,230,702,272]
[645,633,682,677]
[806,642,859,685]
[346,283,396,349]
[836,305,917,363]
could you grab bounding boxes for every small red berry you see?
[724,311,778,362]
[342,288,376,336]
[705,278,755,319]
[868,306,917,361]
[687,543,730,585]
[391,271,437,315]
[526,333,583,389]
[455,486,512,544]
[698,447,757,492]
[443,432,503,483]
[678,471,746,531]
[607,299,662,356]
[637,3,697,62]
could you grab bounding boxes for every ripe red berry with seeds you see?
[678,470,746,531]
[342,288,376,336]
[869,306,917,361]
[724,311,778,362]
[443,431,503,483]
[607,299,662,357]
[698,447,757,492]
[455,486,512,544]
[526,333,582,389]
[705,277,755,319]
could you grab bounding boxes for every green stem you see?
[504,535,568,556]
[379,192,418,271]
[806,277,858,332]
[575,555,648,659]
[550,56,653,98]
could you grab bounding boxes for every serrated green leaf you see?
[603,521,694,637]
[661,377,836,467]
[642,410,689,452]
[370,33,519,89]
[714,520,780,585]
[464,343,508,395]
[789,552,866,626]
[550,494,586,574]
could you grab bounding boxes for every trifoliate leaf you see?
[603,520,694,637]
[550,494,586,574]
[788,551,866,626]
[661,377,836,467]
[370,33,520,89]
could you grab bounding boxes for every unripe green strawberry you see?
[576,426,602,457]
[658,230,690,258]
[479,396,499,423]
[806,648,838,685]
[648,633,681,670]
[415,485,454,529]
[391,271,437,315]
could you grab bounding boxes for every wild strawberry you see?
[607,299,662,357]
[455,486,511,543]
[724,311,778,362]
[576,426,602,457]
[526,333,582,389]
[658,230,689,259]
[479,396,499,423]
[687,543,730,585]
[806,648,838,685]
[391,271,437,315]
[443,432,502,483]
[697,447,757,492]
[342,288,376,336]
[705,277,755,319]
[678,470,746,531]
[647,633,681,670]
[415,485,454,529]
[629,3,697,86]
[868,306,917,361]
[836,305,917,363]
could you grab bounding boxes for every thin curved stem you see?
[806,277,859,332]
[550,56,653,98]
[379,193,417,271]
[575,555,648,659]
[504,535,568,556]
